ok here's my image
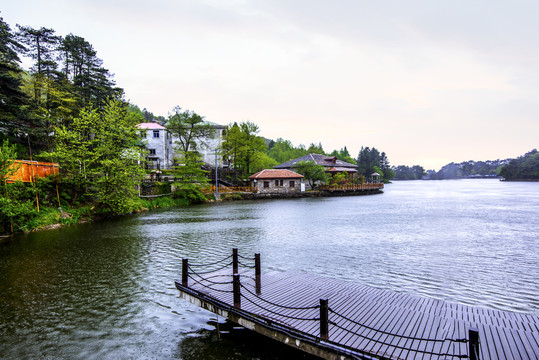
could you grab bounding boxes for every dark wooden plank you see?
[178,269,539,360]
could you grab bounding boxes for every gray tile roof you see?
[274,154,357,170]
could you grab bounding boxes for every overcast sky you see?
[3,0,538,169]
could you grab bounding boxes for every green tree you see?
[16,25,60,78]
[267,138,309,164]
[0,139,30,233]
[295,161,328,188]
[166,106,215,158]
[0,16,29,142]
[500,149,539,180]
[54,99,145,214]
[0,139,19,187]
[172,152,209,203]
[221,121,267,178]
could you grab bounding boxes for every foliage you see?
[0,139,19,186]
[137,196,190,210]
[330,172,348,186]
[0,16,29,141]
[267,138,309,164]
[499,149,539,181]
[329,146,356,164]
[166,106,215,157]
[357,146,394,182]
[0,18,124,152]
[221,122,267,178]
[295,161,328,188]
[392,165,426,180]
[430,159,508,179]
[172,152,209,204]
[53,99,146,215]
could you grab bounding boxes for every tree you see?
[307,142,325,155]
[221,121,267,178]
[0,16,29,142]
[500,149,539,180]
[357,147,394,182]
[54,99,146,214]
[295,161,328,188]
[172,152,209,203]
[166,106,215,158]
[16,25,60,78]
[0,140,19,187]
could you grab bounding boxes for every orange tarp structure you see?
[6,160,60,183]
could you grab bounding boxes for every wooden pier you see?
[175,250,539,360]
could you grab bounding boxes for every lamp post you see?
[214,149,219,199]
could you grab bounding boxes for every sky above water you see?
[3,0,538,169]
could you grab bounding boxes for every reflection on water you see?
[0,179,537,359]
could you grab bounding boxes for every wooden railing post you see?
[233,248,238,274]
[320,298,329,340]
[255,253,261,294]
[182,258,188,287]
[469,327,480,360]
[233,274,241,308]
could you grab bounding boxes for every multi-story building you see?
[136,121,226,169]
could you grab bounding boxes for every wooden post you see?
[182,258,188,287]
[255,253,261,294]
[469,327,480,360]
[233,274,241,308]
[233,248,238,274]
[320,299,329,340]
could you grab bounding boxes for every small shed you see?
[7,161,59,183]
[249,169,304,194]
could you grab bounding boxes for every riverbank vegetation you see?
[499,149,539,181]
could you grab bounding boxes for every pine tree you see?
[0,16,29,141]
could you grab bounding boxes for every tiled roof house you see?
[274,154,358,174]
[249,169,304,194]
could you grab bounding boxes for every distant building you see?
[249,169,304,194]
[274,154,358,175]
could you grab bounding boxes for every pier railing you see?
[318,183,384,191]
[178,249,480,360]
[203,186,257,193]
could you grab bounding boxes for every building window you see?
[289,181,295,188]
[149,149,156,155]
[153,130,160,138]
[274,179,284,187]
[263,181,269,188]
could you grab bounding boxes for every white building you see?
[136,121,226,169]
[136,123,172,169]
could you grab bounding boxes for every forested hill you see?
[393,150,539,181]
[425,159,509,180]
[499,149,539,181]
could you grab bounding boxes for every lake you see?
[0,179,537,359]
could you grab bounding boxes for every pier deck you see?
[175,253,538,360]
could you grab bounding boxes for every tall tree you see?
[16,25,60,77]
[0,16,29,141]
[221,121,267,178]
[166,106,215,159]
[54,100,145,213]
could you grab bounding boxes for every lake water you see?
[0,179,537,359]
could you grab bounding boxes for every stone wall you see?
[254,179,303,194]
